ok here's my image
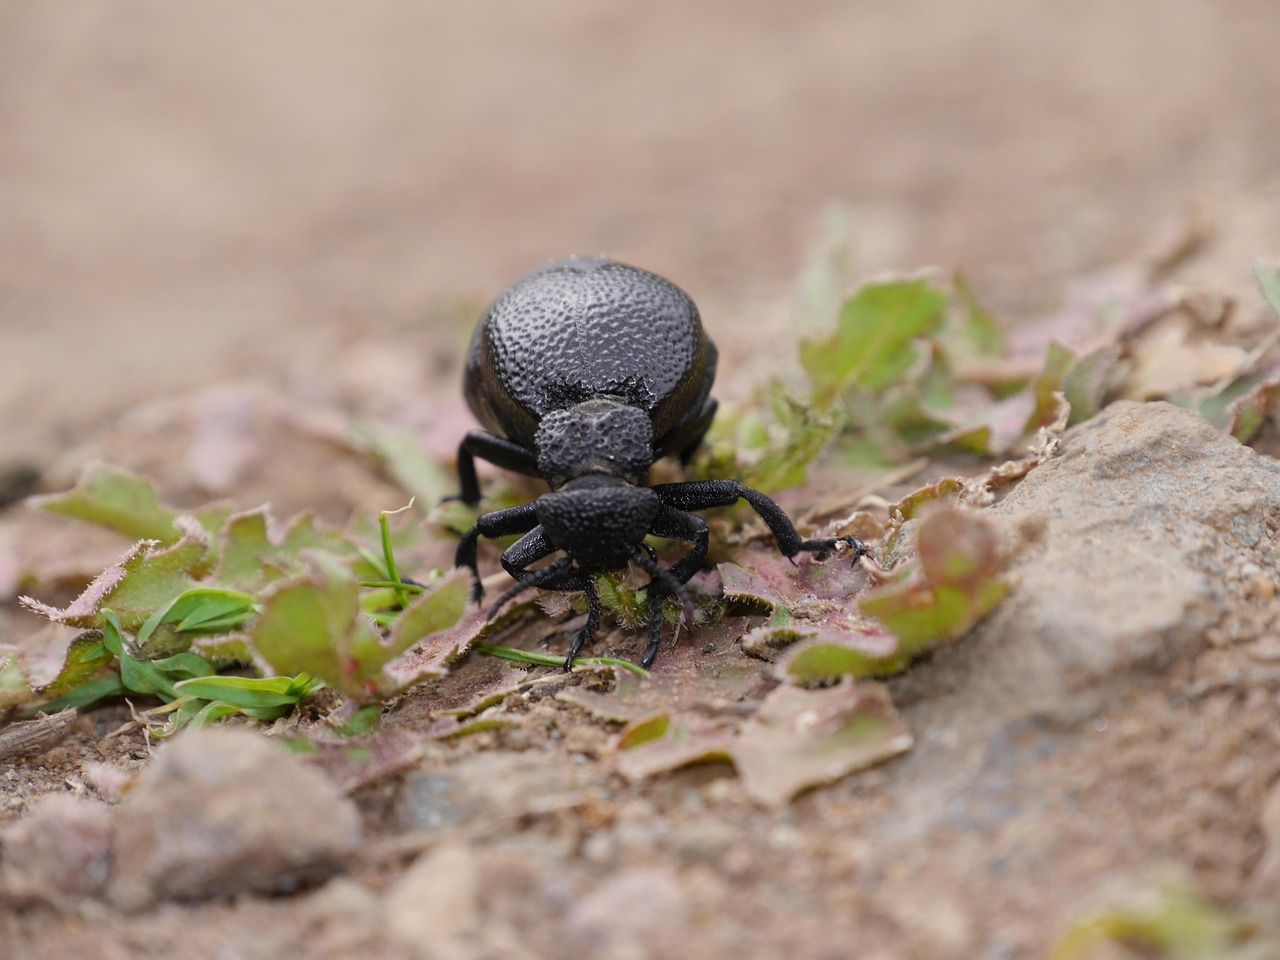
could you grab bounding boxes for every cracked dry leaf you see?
[614,681,911,806]
[1125,315,1250,401]
[733,681,912,806]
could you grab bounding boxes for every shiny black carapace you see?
[453,256,866,668]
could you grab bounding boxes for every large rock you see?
[0,794,112,906]
[976,400,1279,720]
[883,400,1280,846]
[109,726,361,910]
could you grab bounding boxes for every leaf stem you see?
[379,507,412,610]
[473,643,650,677]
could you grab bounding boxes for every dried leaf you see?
[733,682,912,806]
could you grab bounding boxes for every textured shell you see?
[464,257,715,447]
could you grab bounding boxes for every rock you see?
[384,844,481,956]
[978,401,1280,721]
[0,793,112,905]
[884,401,1280,839]
[109,727,361,910]
[564,866,690,960]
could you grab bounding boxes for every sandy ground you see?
[4,0,1280,465]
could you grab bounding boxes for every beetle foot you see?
[797,535,869,563]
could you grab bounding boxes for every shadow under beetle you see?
[452,256,867,669]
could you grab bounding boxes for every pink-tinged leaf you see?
[379,607,487,694]
[915,507,1001,586]
[542,618,769,723]
[892,477,962,521]
[1227,377,1280,444]
[20,531,210,631]
[0,644,33,708]
[733,682,912,806]
[719,545,869,615]
[859,507,1008,663]
[776,626,901,683]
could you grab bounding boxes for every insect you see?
[452,256,867,668]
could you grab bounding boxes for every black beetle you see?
[452,256,866,668]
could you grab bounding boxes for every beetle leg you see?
[641,596,665,669]
[649,506,711,585]
[498,526,555,582]
[454,503,540,602]
[563,577,601,670]
[487,555,573,620]
[448,430,541,506]
[677,398,719,465]
[652,480,869,562]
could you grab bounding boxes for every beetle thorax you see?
[534,398,654,489]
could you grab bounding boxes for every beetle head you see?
[535,476,660,572]
[535,398,654,488]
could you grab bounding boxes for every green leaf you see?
[1064,345,1122,426]
[1052,884,1275,960]
[37,633,112,699]
[783,635,903,683]
[859,508,1008,662]
[385,571,471,659]
[951,274,1005,357]
[35,674,127,713]
[213,508,357,594]
[1025,341,1076,432]
[22,533,211,634]
[31,464,181,543]
[800,278,949,405]
[1227,378,1280,444]
[150,652,216,681]
[0,645,33,708]
[1256,261,1280,318]
[248,569,371,698]
[172,673,322,711]
[473,643,650,677]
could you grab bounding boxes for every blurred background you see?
[3,0,1279,466]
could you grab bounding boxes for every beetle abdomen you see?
[464,257,714,446]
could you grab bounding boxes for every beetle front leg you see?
[563,577,602,670]
[454,503,540,602]
[653,480,867,563]
[649,506,710,584]
[449,430,541,506]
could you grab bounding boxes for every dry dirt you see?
[3,3,1280,959]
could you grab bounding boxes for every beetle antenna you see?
[488,556,574,621]
[630,548,696,627]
